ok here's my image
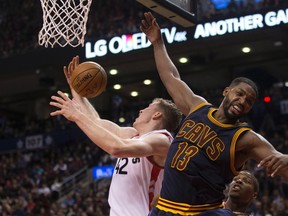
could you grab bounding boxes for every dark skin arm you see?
[258,154,288,179]
[236,130,288,180]
[140,12,206,116]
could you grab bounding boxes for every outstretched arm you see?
[50,91,135,139]
[50,91,170,159]
[241,131,288,180]
[140,12,207,116]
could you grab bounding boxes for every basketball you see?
[71,61,107,98]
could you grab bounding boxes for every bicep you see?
[245,131,279,162]
[165,76,207,116]
[98,119,137,139]
[117,133,170,158]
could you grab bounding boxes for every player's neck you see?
[225,199,247,215]
[134,125,153,136]
[233,211,247,215]
[135,121,163,136]
[213,109,239,124]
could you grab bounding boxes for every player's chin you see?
[133,117,142,126]
[225,110,239,120]
[132,120,138,126]
[228,107,241,116]
[229,108,246,119]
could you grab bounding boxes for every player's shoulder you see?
[120,126,138,138]
[145,130,172,141]
[142,131,172,151]
[236,129,263,149]
[143,129,172,138]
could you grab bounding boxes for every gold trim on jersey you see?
[206,107,251,175]
[230,127,251,175]
[156,197,223,215]
[207,108,236,128]
[189,102,211,115]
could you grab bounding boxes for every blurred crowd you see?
[1,83,288,215]
[197,0,287,21]
[0,0,288,58]
[0,137,114,215]
[1,0,288,215]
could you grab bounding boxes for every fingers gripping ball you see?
[71,62,107,98]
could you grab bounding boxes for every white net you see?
[38,0,92,48]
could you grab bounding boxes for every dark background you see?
[0,0,287,120]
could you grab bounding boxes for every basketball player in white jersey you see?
[49,56,182,216]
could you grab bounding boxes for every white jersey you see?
[108,129,173,216]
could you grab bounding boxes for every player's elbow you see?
[108,145,126,158]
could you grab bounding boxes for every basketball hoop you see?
[38,0,93,48]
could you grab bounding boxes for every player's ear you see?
[252,192,258,199]
[153,112,162,119]
[223,87,230,97]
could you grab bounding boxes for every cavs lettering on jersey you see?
[109,130,173,216]
[156,103,251,215]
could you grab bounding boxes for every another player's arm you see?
[239,131,288,180]
[152,38,206,116]
[78,118,170,159]
[50,91,136,139]
[140,12,206,116]
[79,126,170,159]
[50,92,169,158]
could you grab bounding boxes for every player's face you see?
[229,172,256,203]
[222,82,256,120]
[133,102,160,125]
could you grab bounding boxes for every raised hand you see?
[64,55,79,87]
[50,90,82,122]
[140,12,162,45]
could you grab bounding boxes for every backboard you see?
[136,0,197,27]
